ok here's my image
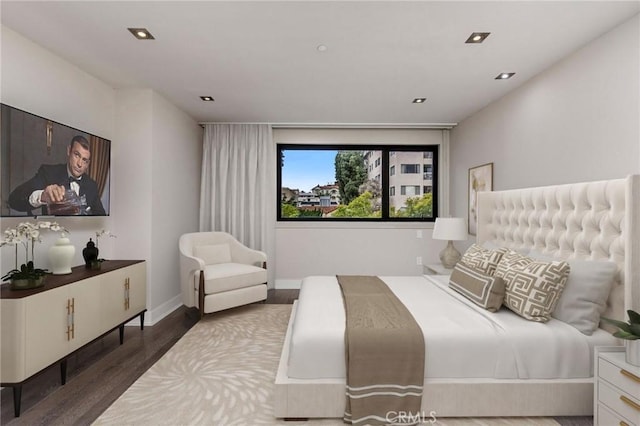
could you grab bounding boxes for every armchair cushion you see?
[202,263,268,294]
[194,243,232,265]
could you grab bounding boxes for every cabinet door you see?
[101,263,146,330]
[68,277,102,352]
[127,262,147,318]
[1,299,27,383]
[24,287,69,378]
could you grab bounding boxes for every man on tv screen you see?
[8,135,106,216]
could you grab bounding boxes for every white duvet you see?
[287,275,618,380]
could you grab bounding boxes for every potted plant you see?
[1,261,48,290]
[602,310,640,367]
[1,221,66,290]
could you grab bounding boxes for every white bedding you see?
[287,274,618,380]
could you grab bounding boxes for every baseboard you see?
[125,294,183,327]
[275,279,302,290]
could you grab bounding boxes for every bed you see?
[274,175,640,419]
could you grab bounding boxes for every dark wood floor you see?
[0,289,298,425]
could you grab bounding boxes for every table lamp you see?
[432,217,467,269]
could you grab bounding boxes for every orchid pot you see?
[2,261,48,290]
[9,275,46,290]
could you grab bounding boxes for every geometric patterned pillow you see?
[495,251,570,322]
[449,262,506,312]
[494,249,532,278]
[460,244,508,276]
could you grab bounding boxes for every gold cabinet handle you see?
[619,420,629,426]
[620,395,640,412]
[66,298,75,340]
[124,278,130,310]
[70,298,75,339]
[66,315,72,341]
[620,368,640,383]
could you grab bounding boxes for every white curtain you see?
[199,124,276,286]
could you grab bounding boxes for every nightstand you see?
[594,346,640,426]
[423,263,453,276]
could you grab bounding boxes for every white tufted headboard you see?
[476,175,640,324]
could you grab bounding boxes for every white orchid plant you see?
[1,221,68,282]
[95,229,116,248]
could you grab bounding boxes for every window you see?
[423,164,433,180]
[400,164,420,174]
[278,144,438,221]
[400,185,420,195]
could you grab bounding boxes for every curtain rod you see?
[198,122,457,129]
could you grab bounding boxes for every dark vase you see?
[82,238,99,268]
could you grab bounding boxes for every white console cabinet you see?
[0,260,146,417]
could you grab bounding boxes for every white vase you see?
[626,340,640,367]
[49,236,75,275]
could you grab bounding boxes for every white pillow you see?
[529,251,617,335]
[194,243,232,265]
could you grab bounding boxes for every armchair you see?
[179,232,267,318]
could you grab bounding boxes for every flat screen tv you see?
[1,103,110,217]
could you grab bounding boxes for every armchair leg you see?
[198,271,205,320]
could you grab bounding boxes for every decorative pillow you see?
[460,243,508,276]
[528,251,617,335]
[449,262,506,312]
[194,243,232,265]
[495,250,570,322]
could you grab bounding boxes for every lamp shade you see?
[432,217,467,241]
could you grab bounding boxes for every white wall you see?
[273,128,451,288]
[150,92,202,316]
[112,89,153,278]
[1,27,202,324]
[450,14,640,220]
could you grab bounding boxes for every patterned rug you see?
[93,304,568,426]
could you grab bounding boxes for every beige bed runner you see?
[337,275,425,426]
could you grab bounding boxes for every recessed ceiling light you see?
[317,44,328,52]
[200,96,215,101]
[495,72,515,80]
[127,28,155,40]
[465,32,490,44]
[412,98,426,104]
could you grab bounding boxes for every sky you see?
[281,149,338,192]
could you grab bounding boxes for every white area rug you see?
[94,304,562,426]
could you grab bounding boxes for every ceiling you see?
[2,1,639,125]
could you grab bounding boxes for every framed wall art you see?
[468,162,493,235]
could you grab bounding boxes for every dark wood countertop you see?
[1,260,145,299]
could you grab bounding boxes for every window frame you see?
[277,144,439,222]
